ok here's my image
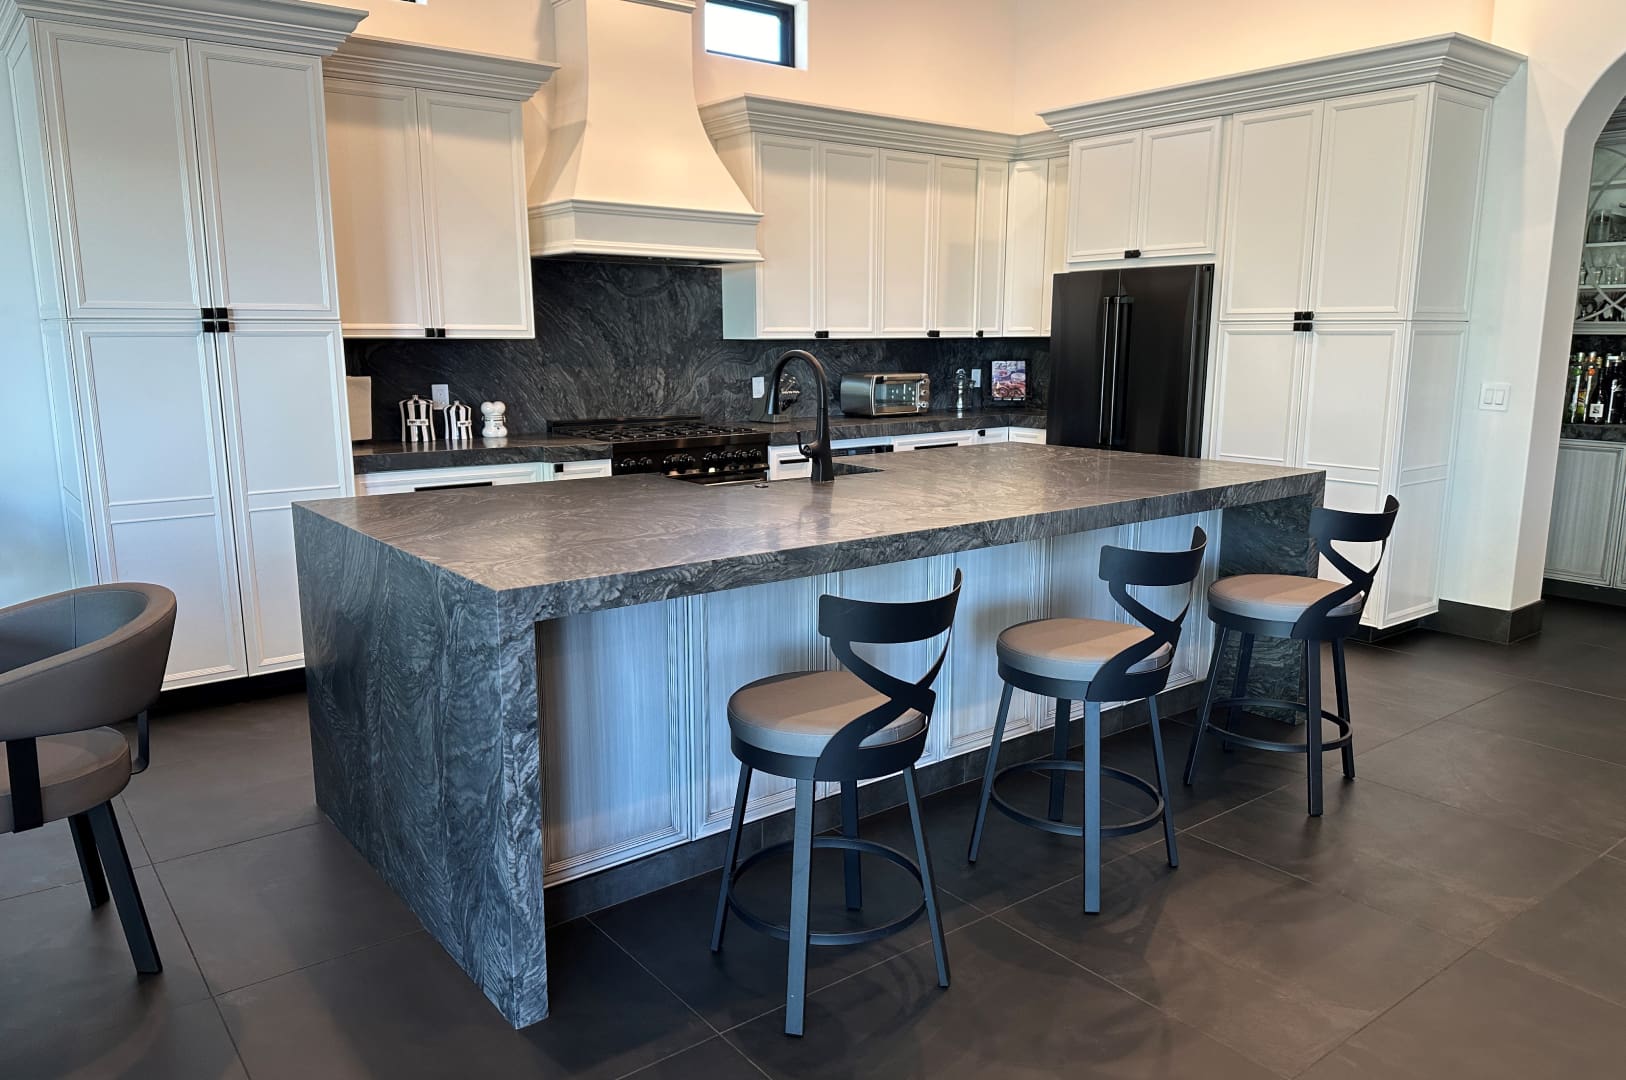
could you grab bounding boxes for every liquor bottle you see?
[1610,355,1626,424]
[1581,359,1600,423]
[1567,353,1586,422]
[1589,358,1610,422]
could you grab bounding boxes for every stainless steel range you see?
[550,416,770,485]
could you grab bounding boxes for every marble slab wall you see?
[346,259,1051,439]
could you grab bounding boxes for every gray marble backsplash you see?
[346,259,1050,439]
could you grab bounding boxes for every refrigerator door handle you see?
[1106,297,1133,447]
[1097,295,1117,446]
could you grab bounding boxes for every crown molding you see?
[326,36,557,100]
[529,199,763,263]
[701,94,1056,161]
[1041,33,1525,140]
[0,0,365,55]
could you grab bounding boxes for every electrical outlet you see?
[431,383,450,410]
[751,376,766,399]
[970,368,983,388]
[1479,382,1511,411]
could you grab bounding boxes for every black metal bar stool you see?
[710,570,964,1036]
[1183,496,1399,816]
[967,528,1208,913]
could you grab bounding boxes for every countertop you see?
[299,443,1322,620]
[349,410,1049,474]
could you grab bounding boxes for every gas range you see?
[549,416,770,485]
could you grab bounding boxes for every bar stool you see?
[967,528,1207,913]
[710,570,964,1037]
[1182,496,1399,817]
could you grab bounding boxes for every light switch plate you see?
[1479,382,1511,411]
[751,376,766,399]
[431,383,450,410]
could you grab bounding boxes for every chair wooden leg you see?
[840,779,862,911]
[1184,628,1229,786]
[1333,639,1355,780]
[710,763,752,952]
[1305,641,1324,817]
[1146,695,1179,869]
[69,812,109,910]
[967,681,1014,862]
[784,778,815,1037]
[1083,701,1102,914]
[1048,698,1072,821]
[87,802,160,974]
[904,766,950,988]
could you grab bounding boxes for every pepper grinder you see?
[954,368,969,414]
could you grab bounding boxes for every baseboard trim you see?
[1424,598,1545,644]
[155,669,306,715]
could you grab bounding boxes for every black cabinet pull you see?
[975,330,984,338]
[926,329,941,338]
[814,330,829,339]
[424,327,436,338]
[1293,320,1314,333]
[1124,249,1141,259]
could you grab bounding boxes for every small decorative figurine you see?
[400,394,436,443]
[480,400,508,439]
[446,400,473,442]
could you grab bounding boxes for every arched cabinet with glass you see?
[1576,133,1626,333]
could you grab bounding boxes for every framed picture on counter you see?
[990,360,1028,405]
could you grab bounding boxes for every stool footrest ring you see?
[1212,696,1352,754]
[724,836,926,947]
[991,759,1166,839]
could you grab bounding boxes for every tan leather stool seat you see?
[0,728,130,833]
[728,670,926,759]
[996,617,1172,683]
[1208,574,1362,623]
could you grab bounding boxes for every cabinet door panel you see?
[419,91,532,337]
[74,324,243,685]
[975,158,1007,334]
[324,80,432,336]
[818,143,878,335]
[755,136,817,336]
[1067,131,1139,263]
[216,323,350,672]
[1041,157,1069,334]
[879,151,932,336]
[1310,89,1426,319]
[37,23,206,318]
[932,156,980,335]
[1546,442,1626,585]
[1413,88,1490,320]
[189,43,337,318]
[1001,159,1048,336]
[1219,103,1321,319]
[1209,325,1300,466]
[1138,118,1222,258]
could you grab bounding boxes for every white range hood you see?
[529,0,762,263]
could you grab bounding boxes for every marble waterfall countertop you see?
[300,443,1321,620]
[349,409,1049,473]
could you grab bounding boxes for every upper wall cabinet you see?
[1065,117,1223,266]
[322,38,555,339]
[1001,155,1068,336]
[704,96,1060,340]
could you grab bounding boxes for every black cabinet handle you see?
[814,330,829,339]
[926,329,941,338]
[1124,249,1142,259]
[975,329,984,338]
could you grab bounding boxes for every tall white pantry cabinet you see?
[3,0,365,686]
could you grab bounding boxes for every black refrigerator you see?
[1045,264,1214,457]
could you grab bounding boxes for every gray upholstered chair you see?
[1,583,176,973]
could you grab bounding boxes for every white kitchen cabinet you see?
[1545,441,1626,586]
[1008,426,1048,444]
[356,463,545,496]
[818,142,880,336]
[892,430,979,452]
[971,427,1009,444]
[546,460,615,481]
[931,157,980,336]
[1218,102,1322,321]
[1002,155,1070,337]
[1065,118,1222,266]
[323,38,554,339]
[975,159,1008,335]
[1209,325,1303,467]
[878,150,934,336]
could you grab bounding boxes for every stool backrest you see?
[815,569,964,771]
[1091,527,1208,701]
[1292,495,1400,638]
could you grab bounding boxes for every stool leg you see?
[1049,698,1072,822]
[1083,700,1102,914]
[710,763,752,952]
[1305,641,1324,817]
[967,681,1014,862]
[1222,633,1255,750]
[840,779,862,911]
[69,812,109,910]
[784,778,815,1037]
[904,765,951,989]
[1183,628,1229,786]
[1146,695,1179,870]
[1333,639,1355,780]
[87,802,160,974]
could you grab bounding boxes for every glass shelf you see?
[1574,322,1626,335]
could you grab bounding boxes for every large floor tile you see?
[1357,719,1626,853]
[1329,639,1516,720]
[1501,635,1626,699]
[1534,597,1626,650]
[155,821,422,994]
[1447,680,1626,766]
[590,839,980,1032]
[997,838,1464,1077]
[1302,949,1626,1079]
[0,795,149,901]
[0,866,212,1077]
[623,1036,765,1079]
[1481,854,1626,1007]
[1191,777,1597,943]
[726,916,1274,1079]
[219,922,717,1080]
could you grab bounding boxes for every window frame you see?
[704,0,796,68]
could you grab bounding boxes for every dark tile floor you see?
[6,598,1626,1078]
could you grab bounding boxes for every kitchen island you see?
[293,443,1322,1027]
